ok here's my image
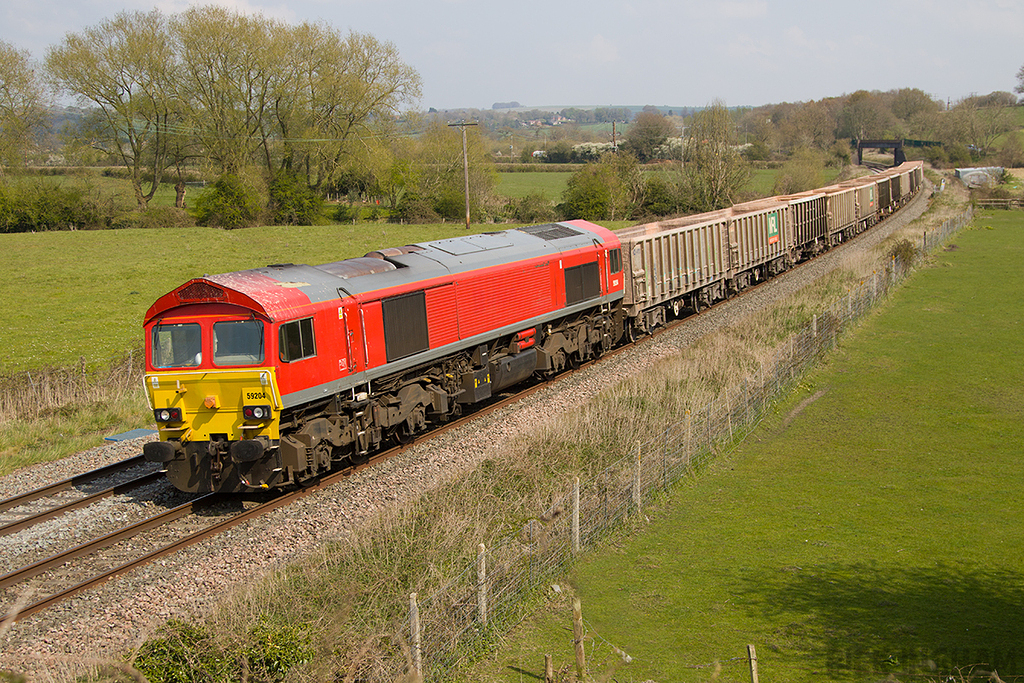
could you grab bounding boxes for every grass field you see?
[0,222,489,372]
[472,210,1024,682]
[496,171,574,199]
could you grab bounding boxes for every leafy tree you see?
[624,110,673,162]
[836,90,899,141]
[275,24,422,191]
[0,41,47,171]
[681,101,750,212]
[942,97,1016,154]
[772,148,826,195]
[891,88,941,122]
[172,6,284,175]
[559,152,643,221]
[269,171,323,225]
[46,11,184,209]
[194,172,265,229]
[1016,63,1024,99]
[559,164,611,220]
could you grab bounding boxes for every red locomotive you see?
[143,221,626,492]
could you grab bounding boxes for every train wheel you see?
[672,299,682,318]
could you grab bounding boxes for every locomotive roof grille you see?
[517,223,584,241]
[177,281,226,302]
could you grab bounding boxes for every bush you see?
[268,172,324,226]
[194,173,265,229]
[133,618,312,683]
[393,193,440,223]
[558,165,611,220]
[773,148,826,195]
[888,238,917,266]
[508,192,556,224]
[0,179,109,232]
[742,139,771,162]
[333,203,361,223]
[640,174,681,218]
[431,186,466,221]
[109,206,196,230]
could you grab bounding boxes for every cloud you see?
[572,34,619,67]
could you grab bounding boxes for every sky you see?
[2,0,1022,111]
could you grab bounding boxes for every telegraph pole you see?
[449,120,478,229]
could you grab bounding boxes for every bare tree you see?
[682,101,750,212]
[0,41,48,171]
[46,10,185,210]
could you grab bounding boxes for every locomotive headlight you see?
[243,405,272,421]
[154,407,183,423]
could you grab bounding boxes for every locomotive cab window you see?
[152,323,202,368]
[279,318,316,362]
[609,248,622,274]
[213,320,264,366]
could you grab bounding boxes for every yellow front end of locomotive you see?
[145,368,282,444]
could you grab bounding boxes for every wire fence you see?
[0,349,146,423]
[370,206,975,682]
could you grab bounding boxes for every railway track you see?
[0,182,930,628]
[0,360,605,626]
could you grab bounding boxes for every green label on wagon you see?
[768,213,779,245]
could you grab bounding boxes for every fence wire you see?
[373,208,975,682]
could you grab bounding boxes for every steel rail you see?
[0,471,164,538]
[0,491,220,591]
[0,455,148,513]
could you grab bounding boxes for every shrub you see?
[194,174,265,229]
[268,172,324,226]
[558,165,611,220]
[333,203,361,223]
[773,148,826,195]
[133,618,312,683]
[134,620,234,683]
[509,192,556,224]
[888,238,917,266]
[431,186,466,221]
[742,139,771,162]
[640,174,681,218]
[109,206,196,230]
[393,193,440,223]
[0,179,108,232]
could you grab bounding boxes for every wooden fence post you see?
[410,592,422,677]
[573,597,585,681]
[726,389,733,439]
[632,445,641,515]
[544,654,554,683]
[748,644,759,683]
[477,543,488,627]
[684,409,691,464]
[572,477,581,554]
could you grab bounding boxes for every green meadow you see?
[0,223,476,371]
[473,211,1024,682]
